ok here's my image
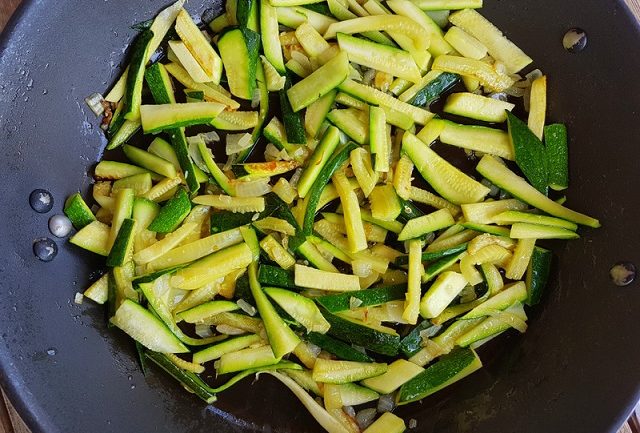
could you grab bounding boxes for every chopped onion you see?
[200,29,212,43]
[351,259,372,278]
[504,85,526,98]
[349,296,363,310]
[223,152,238,172]
[187,136,211,173]
[408,418,418,429]
[251,87,261,108]
[264,142,292,161]
[491,310,528,333]
[355,408,377,430]
[481,178,500,197]
[232,178,272,197]
[363,68,376,85]
[84,92,105,116]
[291,50,312,72]
[199,130,220,143]
[343,406,356,418]
[419,324,442,341]
[226,133,253,155]
[289,168,303,188]
[291,146,308,161]
[423,232,436,244]
[488,92,509,102]
[216,324,246,335]
[251,212,261,221]
[195,324,215,338]
[74,292,84,304]
[307,342,322,358]
[493,61,507,75]
[316,244,334,262]
[237,299,257,316]
[377,394,395,413]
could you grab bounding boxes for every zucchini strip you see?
[325,15,430,53]
[476,155,600,227]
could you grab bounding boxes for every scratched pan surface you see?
[1,1,639,432]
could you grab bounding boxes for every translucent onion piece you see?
[226,133,253,155]
[237,299,257,316]
[85,92,105,116]
[232,178,272,197]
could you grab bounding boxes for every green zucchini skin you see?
[525,246,552,306]
[106,218,136,267]
[144,351,217,403]
[147,188,192,233]
[316,284,407,312]
[400,320,439,357]
[122,30,154,121]
[301,142,359,235]
[321,309,401,356]
[280,75,307,144]
[544,123,569,191]
[306,332,374,362]
[236,0,258,30]
[410,72,459,107]
[218,27,261,100]
[397,347,481,403]
[397,197,425,223]
[507,111,549,195]
[145,62,199,192]
[64,193,96,229]
[211,193,299,234]
[258,264,297,289]
[395,242,468,266]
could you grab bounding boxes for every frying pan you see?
[1,0,639,432]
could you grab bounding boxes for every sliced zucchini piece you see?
[140,102,225,133]
[70,221,111,256]
[287,51,350,112]
[264,287,330,333]
[110,299,188,353]
[306,332,373,362]
[122,30,154,121]
[175,9,223,82]
[64,193,96,229]
[218,28,261,100]
[476,155,600,227]
[106,218,137,267]
[362,412,406,433]
[420,271,468,319]
[337,33,421,83]
[398,347,482,404]
[248,260,301,358]
[525,246,553,306]
[312,358,387,384]
[443,92,514,123]
[193,334,262,365]
[147,188,191,233]
[362,359,424,394]
[448,8,532,73]
[402,132,490,205]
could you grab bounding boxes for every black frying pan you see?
[1,1,639,432]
